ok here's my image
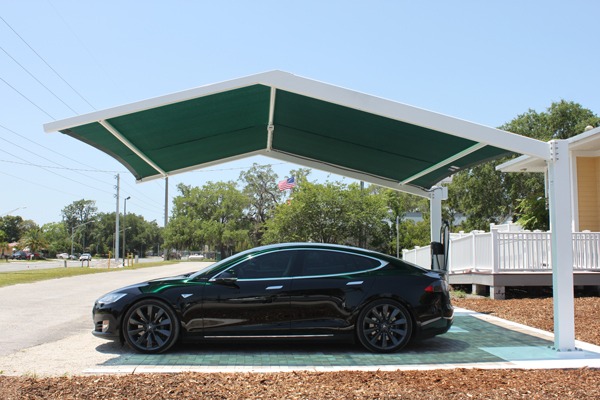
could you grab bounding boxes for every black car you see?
[11,250,29,260]
[93,243,453,354]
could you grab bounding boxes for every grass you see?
[451,289,468,299]
[0,260,180,288]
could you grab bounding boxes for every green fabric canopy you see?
[44,71,547,196]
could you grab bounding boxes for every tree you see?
[0,215,25,243]
[120,213,162,257]
[263,181,390,250]
[239,163,282,246]
[287,167,312,190]
[61,200,98,252]
[90,212,117,257]
[42,222,70,256]
[545,100,600,140]
[20,227,49,254]
[446,162,512,231]
[0,230,8,258]
[165,182,250,259]
[264,181,346,244]
[446,100,599,231]
[344,183,390,251]
[384,189,431,253]
[86,212,163,258]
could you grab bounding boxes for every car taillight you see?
[425,281,448,293]
[424,284,437,293]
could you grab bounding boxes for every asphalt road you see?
[0,262,211,375]
[0,256,162,272]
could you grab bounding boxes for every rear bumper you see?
[418,305,453,338]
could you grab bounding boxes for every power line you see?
[0,75,55,119]
[0,158,121,173]
[121,180,165,209]
[46,0,123,99]
[0,14,96,111]
[0,138,114,195]
[0,123,124,174]
[0,129,116,188]
[0,168,107,204]
[0,44,79,114]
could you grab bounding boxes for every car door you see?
[288,249,381,335]
[199,250,298,337]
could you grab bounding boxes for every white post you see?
[429,186,447,242]
[547,140,576,351]
[491,229,499,273]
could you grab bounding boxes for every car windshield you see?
[188,247,260,279]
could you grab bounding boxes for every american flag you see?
[278,176,296,191]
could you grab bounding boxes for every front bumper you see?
[92,314,120,340]
[92,303,122,341]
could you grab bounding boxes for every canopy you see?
[44,71,547,197]
[44,71,580,352]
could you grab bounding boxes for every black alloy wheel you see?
[356,299,412,353]
[123,299,180,354]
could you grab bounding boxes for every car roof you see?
[244,242,390,258]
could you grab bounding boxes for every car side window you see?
[224,251,296,280]
[300,250,381,276]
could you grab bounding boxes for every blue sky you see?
[1,1,599,226]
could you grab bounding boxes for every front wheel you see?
[123,299,180,354]
[356,299,413,353]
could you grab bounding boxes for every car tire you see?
[122,299,180,354]
[356,299,413,353]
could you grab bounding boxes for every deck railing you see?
[401,245,431,267]
[402,228,600,272]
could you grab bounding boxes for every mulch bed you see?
[1,369,599,399]
[453,297,600,346]
[1,297,599,399]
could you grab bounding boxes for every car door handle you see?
[346,281,363,286]
[266,285,283,290]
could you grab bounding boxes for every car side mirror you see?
[213,271,238,285]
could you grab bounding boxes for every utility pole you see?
[114,174,120,264]
[123,196,130,260]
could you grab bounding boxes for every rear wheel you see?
[123,299,180,354]
[356,299,412,353]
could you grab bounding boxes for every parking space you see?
[86,309,600,374]
[2,262,600,377]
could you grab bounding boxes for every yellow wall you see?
[577,157,600,231]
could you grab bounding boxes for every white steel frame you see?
[44,70,575,351]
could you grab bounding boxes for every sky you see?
[1,1,599,227]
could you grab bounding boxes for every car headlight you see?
[96,292,127,305]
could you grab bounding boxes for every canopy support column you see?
[547,139,575,351]
[429,186,447,243]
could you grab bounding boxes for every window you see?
[300,250,381,277]
[223,251,295,280]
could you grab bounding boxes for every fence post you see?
[491,229,499,273]
[470,232,476,271]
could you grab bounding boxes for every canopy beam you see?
[401,143,486,185]
[266,87,276,151]
[99,120,167,176]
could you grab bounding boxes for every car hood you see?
[111,273,202,295]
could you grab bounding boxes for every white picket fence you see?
[402,224,600,273]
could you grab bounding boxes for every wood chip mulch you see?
[1,297,599,399]
[453,296,600,346]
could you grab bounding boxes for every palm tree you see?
[0,230,8,260]
[20,228,49,256]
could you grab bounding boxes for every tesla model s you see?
[92,243,453,353]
